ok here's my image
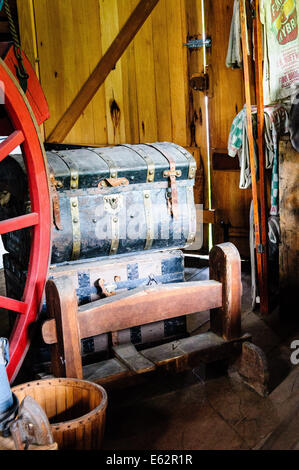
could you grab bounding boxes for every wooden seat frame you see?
[41,243,269,395]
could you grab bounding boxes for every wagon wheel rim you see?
[0,58,51,383]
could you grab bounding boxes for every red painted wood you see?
[0,296,27,314]
[0,213,39,235]
[3,43,50,126]
[0,130,24,163]
[0,59,51,383]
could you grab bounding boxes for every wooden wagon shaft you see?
[239,0,266,313]
[47,0,160,143]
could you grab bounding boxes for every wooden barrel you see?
[12,378,108,450]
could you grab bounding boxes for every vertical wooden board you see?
[99,0,126,145]
[183,0,209,250]
[75,422,85,450]
[117,0,140,144]
[184,0,206,149]
[83,2,108,145]
[166,0,189,147]
[43,385,57,421]
[34,386,46,416]
[33,0,107,145]
[65,382,74,421]
[55,385,66,420]
[151,0,173,142]
[132,0,158,142]
[83,420,93,450]
[63,428,77,450]
[205,0,252,255]
[206,0,245,150]
[72,385,83,418]
[17,0,39,76]
[279,139,299,313]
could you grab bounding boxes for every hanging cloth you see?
[226,0,243,68]
[226,0,251,69]
[227,104,289,214]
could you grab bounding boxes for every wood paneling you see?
[99,0,126,145]
[279,138,299,315]
[17,0,254,257]
[18,0,190,147]
[206,0,253,257]
[32,0,107,145]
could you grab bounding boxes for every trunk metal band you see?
[70,196,81,260]
[56,152,79,190]
[145,143,179,220]
[186,186,196,245]
[54,152,80,258]
[110,215,120,256]
[121,144,155,183]
[48,163,62,231]
[144,190,154,250]
[87,148,118,179]
[172,144,197,180]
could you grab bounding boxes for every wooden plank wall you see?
[206,0,253,256]
[17,0,191,148]
[16,0,257,257]
[279,138,299,315]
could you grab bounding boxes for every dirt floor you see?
[0,264,298,450]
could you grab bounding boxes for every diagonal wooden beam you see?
[47,0,160,143]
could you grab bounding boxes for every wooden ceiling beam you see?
[47,0,160,143]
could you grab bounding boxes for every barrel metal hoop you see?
[87,148,118,179]
[121,144,155,183]
[70,196,81,260]
[144,190,154,250]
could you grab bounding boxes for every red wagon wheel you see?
[0,58,51,383]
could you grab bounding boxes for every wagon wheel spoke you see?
[0,296,27,314]
[0,57,51,383]
[0,130,24,163]
[0,212,39,235]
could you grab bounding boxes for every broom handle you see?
[253,0,269,314]
[239,0,267,313]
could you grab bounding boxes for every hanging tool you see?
[0,338,57,450]
[3,0,29,92]
[239,0,269,314]
[252,0,269,314]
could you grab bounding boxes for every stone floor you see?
[0,263,298,450]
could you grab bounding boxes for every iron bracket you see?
[183,38,212,49]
